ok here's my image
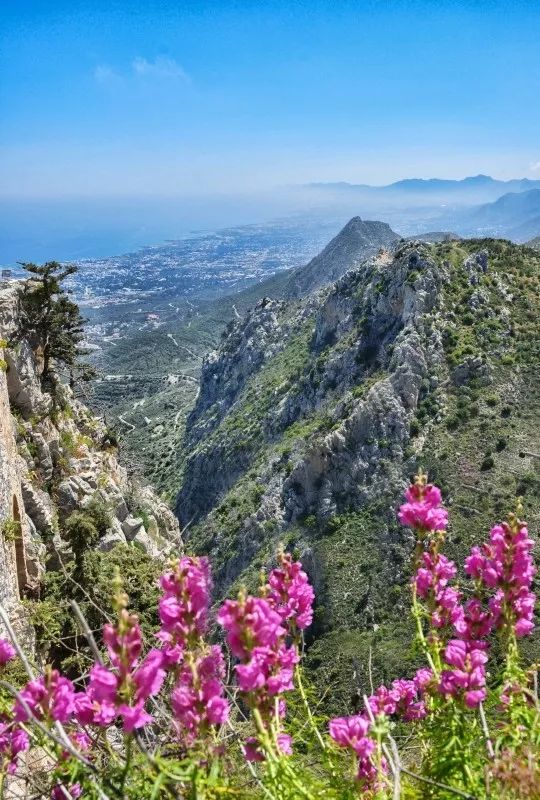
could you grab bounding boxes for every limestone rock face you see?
[0,280,182,637]
[176,236,521,601]
[188,297,287,442]
[178,242,446,533]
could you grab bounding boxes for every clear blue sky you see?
[2,0,540,198]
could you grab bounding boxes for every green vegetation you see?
[28,542,161,672]
[182,238,540,710]
[18,261,96,394]
[0,517,22,543]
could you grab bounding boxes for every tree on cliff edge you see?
[18,261,95,393]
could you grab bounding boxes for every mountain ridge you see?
[174,230,540,707]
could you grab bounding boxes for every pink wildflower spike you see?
[0,638,15,667]
[0,723,30,775]
[266,553,315,631]
[171,645,229,741]
[329,714,384,791]
[438,641,488,707]
[466,516,536,638]
[217,596,286,659]
[218,582,300,759]
[157,556,212,663]
[81,583,159,730]
[14,670,76,724]
[243,736,265,762]
[399,476,448,532]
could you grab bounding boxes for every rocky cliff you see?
[176,233,540,708]
[285,217,399,297]
[0,281,181,641]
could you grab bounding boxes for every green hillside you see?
[176,237,540,712]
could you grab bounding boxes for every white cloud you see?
[93,64,122,85]
[530,161,540,173]
[132,56,190,82]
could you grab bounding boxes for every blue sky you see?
[2,0,540,197]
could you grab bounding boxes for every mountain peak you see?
[287,217,399,297]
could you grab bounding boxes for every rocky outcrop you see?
[286,217,399,298]
[187,297,287,442]
[178,241,446,532]
[0,281,181,633]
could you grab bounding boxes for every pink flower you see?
[73,693,95,725]
[52,783,82,799]
[157,557,212,663]
[329,714,383,790]
[0,723,29,775]
[88,665,118,704]
[133,648,166,701]
[243,736,265,762]
[329,715,371,751]
[444,639,467,669]
[399,480,448,532]
[464,689,486,708]
[171,645,229,740]
[267,554,315,631]
[217,596,286,660]
[15,672,75,724]
[218,578,300,759]
[0,638,15,667]
[277,733,292,756]
[118,702,153,733]
[439,642,488,707]
[399,502,448,532]
[243,731,292,762]
[466,519,536,638]
[414,667,433,692]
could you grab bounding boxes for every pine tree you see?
[18,261,95,391]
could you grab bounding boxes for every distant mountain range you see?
[304,174,540,208]
[301,178,540,241]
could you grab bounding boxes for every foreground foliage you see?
[0,474,538,798]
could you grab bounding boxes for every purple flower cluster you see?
[465,520,536,638]
[439,639,488,708]
[398,481,448,532]
[0,721,29,776]
[329,669,431,789]
[329,715,380,787]
[266,553,315,631]
[0,638,15,667]
[15,669,77,724]
[217,555,314,760]
[157,556,212,665]
[171,645,229,743]
[217,594,296,758]
[75,608,165,732]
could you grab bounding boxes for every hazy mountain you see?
[286,217,399,297]
[509,215,540,243]
[304,174,540,208]
[462,189,540,239]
